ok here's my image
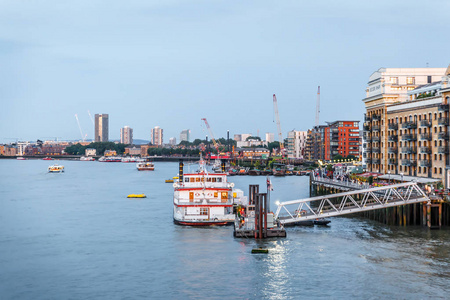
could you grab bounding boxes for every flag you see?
[266,176,273,191]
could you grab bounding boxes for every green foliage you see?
[254,160,261,169]
[326,164,333,172]
[64,143,86,155]
[368,176,374,185]
[64,142,129,156]
[332,154,344,161]
[267,141,280,152]
[346,155,357,161]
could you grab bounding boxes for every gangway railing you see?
[275,182,430,224]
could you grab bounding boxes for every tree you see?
[332,154,344,161]
[267,141,280,152]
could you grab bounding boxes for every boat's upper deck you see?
[177,173,231,189]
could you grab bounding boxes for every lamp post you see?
[388,171,391,184]
[400,172,404,182]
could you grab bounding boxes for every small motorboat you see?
[137,162,155,171]
[48,164,64,173]
[314,219,331,226]
[127,194,146,198]
[43,157,53,160]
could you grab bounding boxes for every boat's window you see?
[185,178,189,182]
[200,208,208,215]
[196,177,200,182]
[201,178,205,182]
[190,178,195,183]
[212,178,217,182]
[221,192,228,199]
[207,178,212,182]
[217,178,222,182]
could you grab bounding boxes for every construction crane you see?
[201,118,220,153]
[315,86,320,127]
[87,110,95,125]
[74,114,86,142]
[273,94,284,155]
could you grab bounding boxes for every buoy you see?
[251,248,269,254]
[127,194,146,198]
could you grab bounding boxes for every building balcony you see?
[420,147,432,154]
[388,135,398,142]
[438,132,449,140]
[419,160,431,167]
[364,115,372,122]
[388,159,398,165]
[401,147,417,154]
[372,159,380,164]
[438,103,449,112]
[401,159,417,167]
[402,134,417,141]
[363,125,371,131]
[438,117,449,126]
[388,123,398,130]
[420,133,432,141]
[438,146,449,153]
[372,114,380,121]
[402,121,417,129]
[388,147,398,153]
[372,147,380,153]
[372,125,380,131]
[372,136,380,142]
[365,158,372,164]
[420,120,432,127]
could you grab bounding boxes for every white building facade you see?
[120,126,133,144]
[286,130,308,159]
[151,126,163,146]
[180,129,190,142]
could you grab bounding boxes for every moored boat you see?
[80,156,95,161]
[43,157,53,160]
[48,164,64,173]
[137,162,155,171]
[98,156,122,162]
[173,158,246,226]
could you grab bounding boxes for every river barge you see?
[173,158,246,226]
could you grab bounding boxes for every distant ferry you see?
[48,164,64,173]
[173,158,245,226]
[122,157,144,163]
[80,156,95,161]
[98,156,121,162]
[136,162,155,171]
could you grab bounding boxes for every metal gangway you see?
[275,182,430,224]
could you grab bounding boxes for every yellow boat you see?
[127,194,146,198]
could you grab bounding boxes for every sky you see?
[0,0,449,143]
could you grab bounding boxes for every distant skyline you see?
[1,1,449,143]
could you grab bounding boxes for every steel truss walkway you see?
[275,182,430,224]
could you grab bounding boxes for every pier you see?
[308,174,448,228]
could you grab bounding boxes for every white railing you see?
[275,182,430,224]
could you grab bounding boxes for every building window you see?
[390,77,399,84]
[434,167,437,174]
[440,168,442,174]
[428,76,432,83]
[406,77,415,85]
[200,208,208,215]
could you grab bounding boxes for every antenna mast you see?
[315,86,320,127]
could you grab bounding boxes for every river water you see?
[0,160,449,299]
